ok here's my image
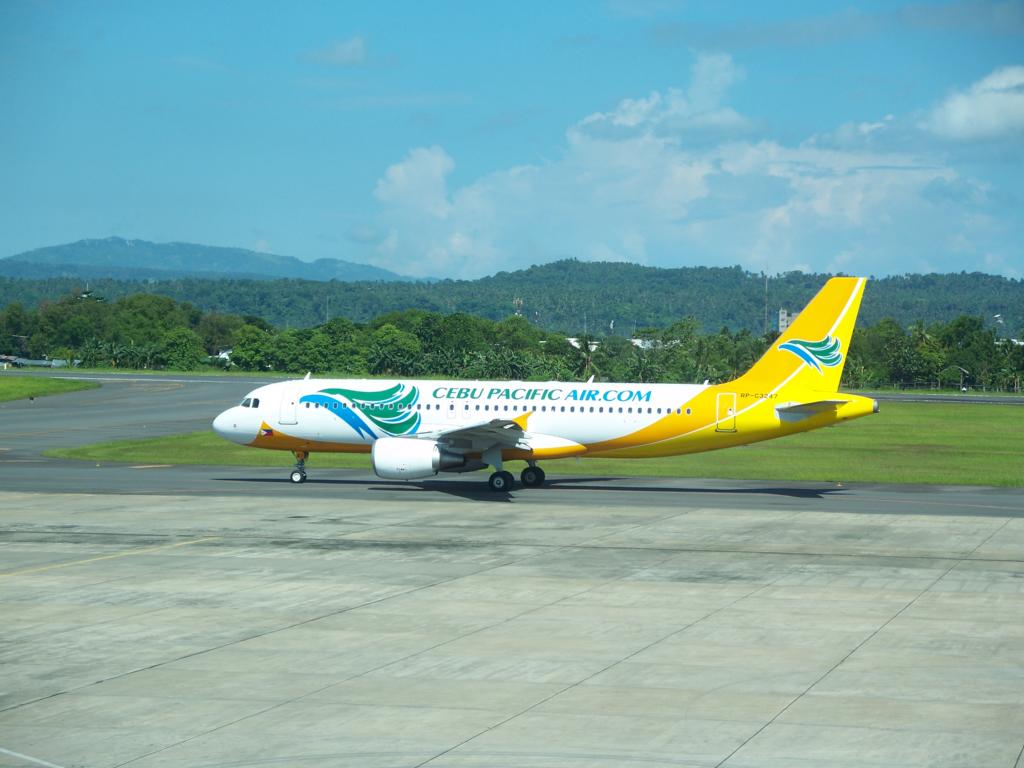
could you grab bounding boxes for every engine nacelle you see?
[371,437,466,480]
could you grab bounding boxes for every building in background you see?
[779,309,799,333]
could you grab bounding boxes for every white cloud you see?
[361,54,1019,279]
[373,146,454,219]
[310,37,367,66]
[925,65,1024,139]
[579,52,749,137]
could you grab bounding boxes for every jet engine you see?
[371,437,466,480]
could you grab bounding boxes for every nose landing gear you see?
[290,451,308,483]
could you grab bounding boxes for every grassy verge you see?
[46,401,1023,487]
[0,375,99,402]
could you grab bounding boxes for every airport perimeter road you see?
[869,391,1024,405]
[0,371,262,457]
[1,483,1023,768]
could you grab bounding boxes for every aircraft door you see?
[716,392,737,432]
[279,387,300,425]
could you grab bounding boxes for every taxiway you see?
[0,373,1022,767]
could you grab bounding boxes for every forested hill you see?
[0,237,410,283]
[1,261,1021,335]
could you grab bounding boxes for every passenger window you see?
[589,407,594,413]
[599,407,603,413]
[684,408,690,415]
[475,405,480,411]
[305,403,310,409]
[449,404,454,410]
[618,407,623,413]
[560,406,565,413]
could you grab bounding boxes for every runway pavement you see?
[1,372,1023,767]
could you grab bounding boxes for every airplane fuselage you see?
[213,376,875,461]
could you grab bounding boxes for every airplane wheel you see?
[488,470,514,492]
[290,470,307,484]
[520,466,545,487]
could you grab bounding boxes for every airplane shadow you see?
[216,474,845,501]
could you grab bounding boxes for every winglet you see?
[512,411,531,430]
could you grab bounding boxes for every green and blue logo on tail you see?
[779,335,843,374]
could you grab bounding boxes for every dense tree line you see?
[2,290,1021,390]
[1,261,1021,336]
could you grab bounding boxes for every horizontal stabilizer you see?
[776,399,850,415]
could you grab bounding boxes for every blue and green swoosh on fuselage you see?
[300,383,420,439]
[779,336,843,373]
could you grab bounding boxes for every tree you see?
[230,324,274,371]
[592,335,636,382]
[368,324,422,376]
[195,312,245,354]
[269,329,305,372]
[300,331,333,373]
[159,327,206,370]
[493,315,543,351]
[112,294,195,346]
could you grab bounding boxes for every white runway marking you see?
[0,746,67,768]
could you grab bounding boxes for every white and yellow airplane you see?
[213,277,877,490]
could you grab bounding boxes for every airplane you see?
[212,277,877,491]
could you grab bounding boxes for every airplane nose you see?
[212,409,232,438]
[212,407,254,445]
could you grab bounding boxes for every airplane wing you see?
[415,418,529,453]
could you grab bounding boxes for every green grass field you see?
[0,375,98,402]
[46,401,1024,487]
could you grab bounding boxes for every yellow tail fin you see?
[734,277,866,395]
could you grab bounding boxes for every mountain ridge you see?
[2,257,1021,335]
[0,237,412,283]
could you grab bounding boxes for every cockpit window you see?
[241,398,252,407]
[252,398,260,408]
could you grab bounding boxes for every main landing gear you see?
[290,451,308,484]
[486,460,546,492]
[487,470,514,492]
[520,465,546,488]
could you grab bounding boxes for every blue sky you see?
[1,1,1022,279]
